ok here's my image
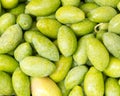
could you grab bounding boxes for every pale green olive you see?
[25,0,60,16]
[56,6,85,24]
[1,0,18,9]
[87,6,117,23]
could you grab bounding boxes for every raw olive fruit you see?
[31,77,62,96]
[105,78,120,96]
[86,37,109,71]
[12,67,30,96]
[104,57,120,78]
[87,6,117,23]
[80,2,99,14]
[108,14,120,34]
[50,55,72,82]
[57,25,77,57]
[0,54,18,73]
[55,5,85,24]
[14,42,32,62]
[25,0,61,16]
[37,18,62,39]
[1,0,18,9]
[68,86,84,96]
[20,56,56,77]
[84,67,104,96]
[0,71,14,95]
[32,34,59,61]
[17,13,33,30]
[94,0,120,8]
[102,32,120,59]
[64,65,88,90]
[0,24,22,54]
[71,19,96,36]
[0,13,16,35]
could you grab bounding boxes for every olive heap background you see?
[0,0,120,96]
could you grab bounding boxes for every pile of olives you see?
[0,0,120,96]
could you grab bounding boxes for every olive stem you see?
[94,23,104,33]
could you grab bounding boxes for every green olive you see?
[17,14,32,30]
[56,6,85,24]
[37,18,62,39]
[31,77,62,96]
[20,56,56,77]
[64,65,88,90]
[70,19,96,36]
[87,6,117,23]
[50,55,72,82]
[0,24,23,54]
[84,67,104,96]
[0,13,16,35]
[108,14,120,34]
[0,71,14,95]
[25,0,60,16]
[9,3,25,16]
[104,57,120,78]
[0,54,18,73]
[94,0,120,8]
[14,42,32,62]
[105,78,120,96]
[1,0,18,9]
[57,25,77,56]
[12,67,30,96]
[80,2,99,14]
